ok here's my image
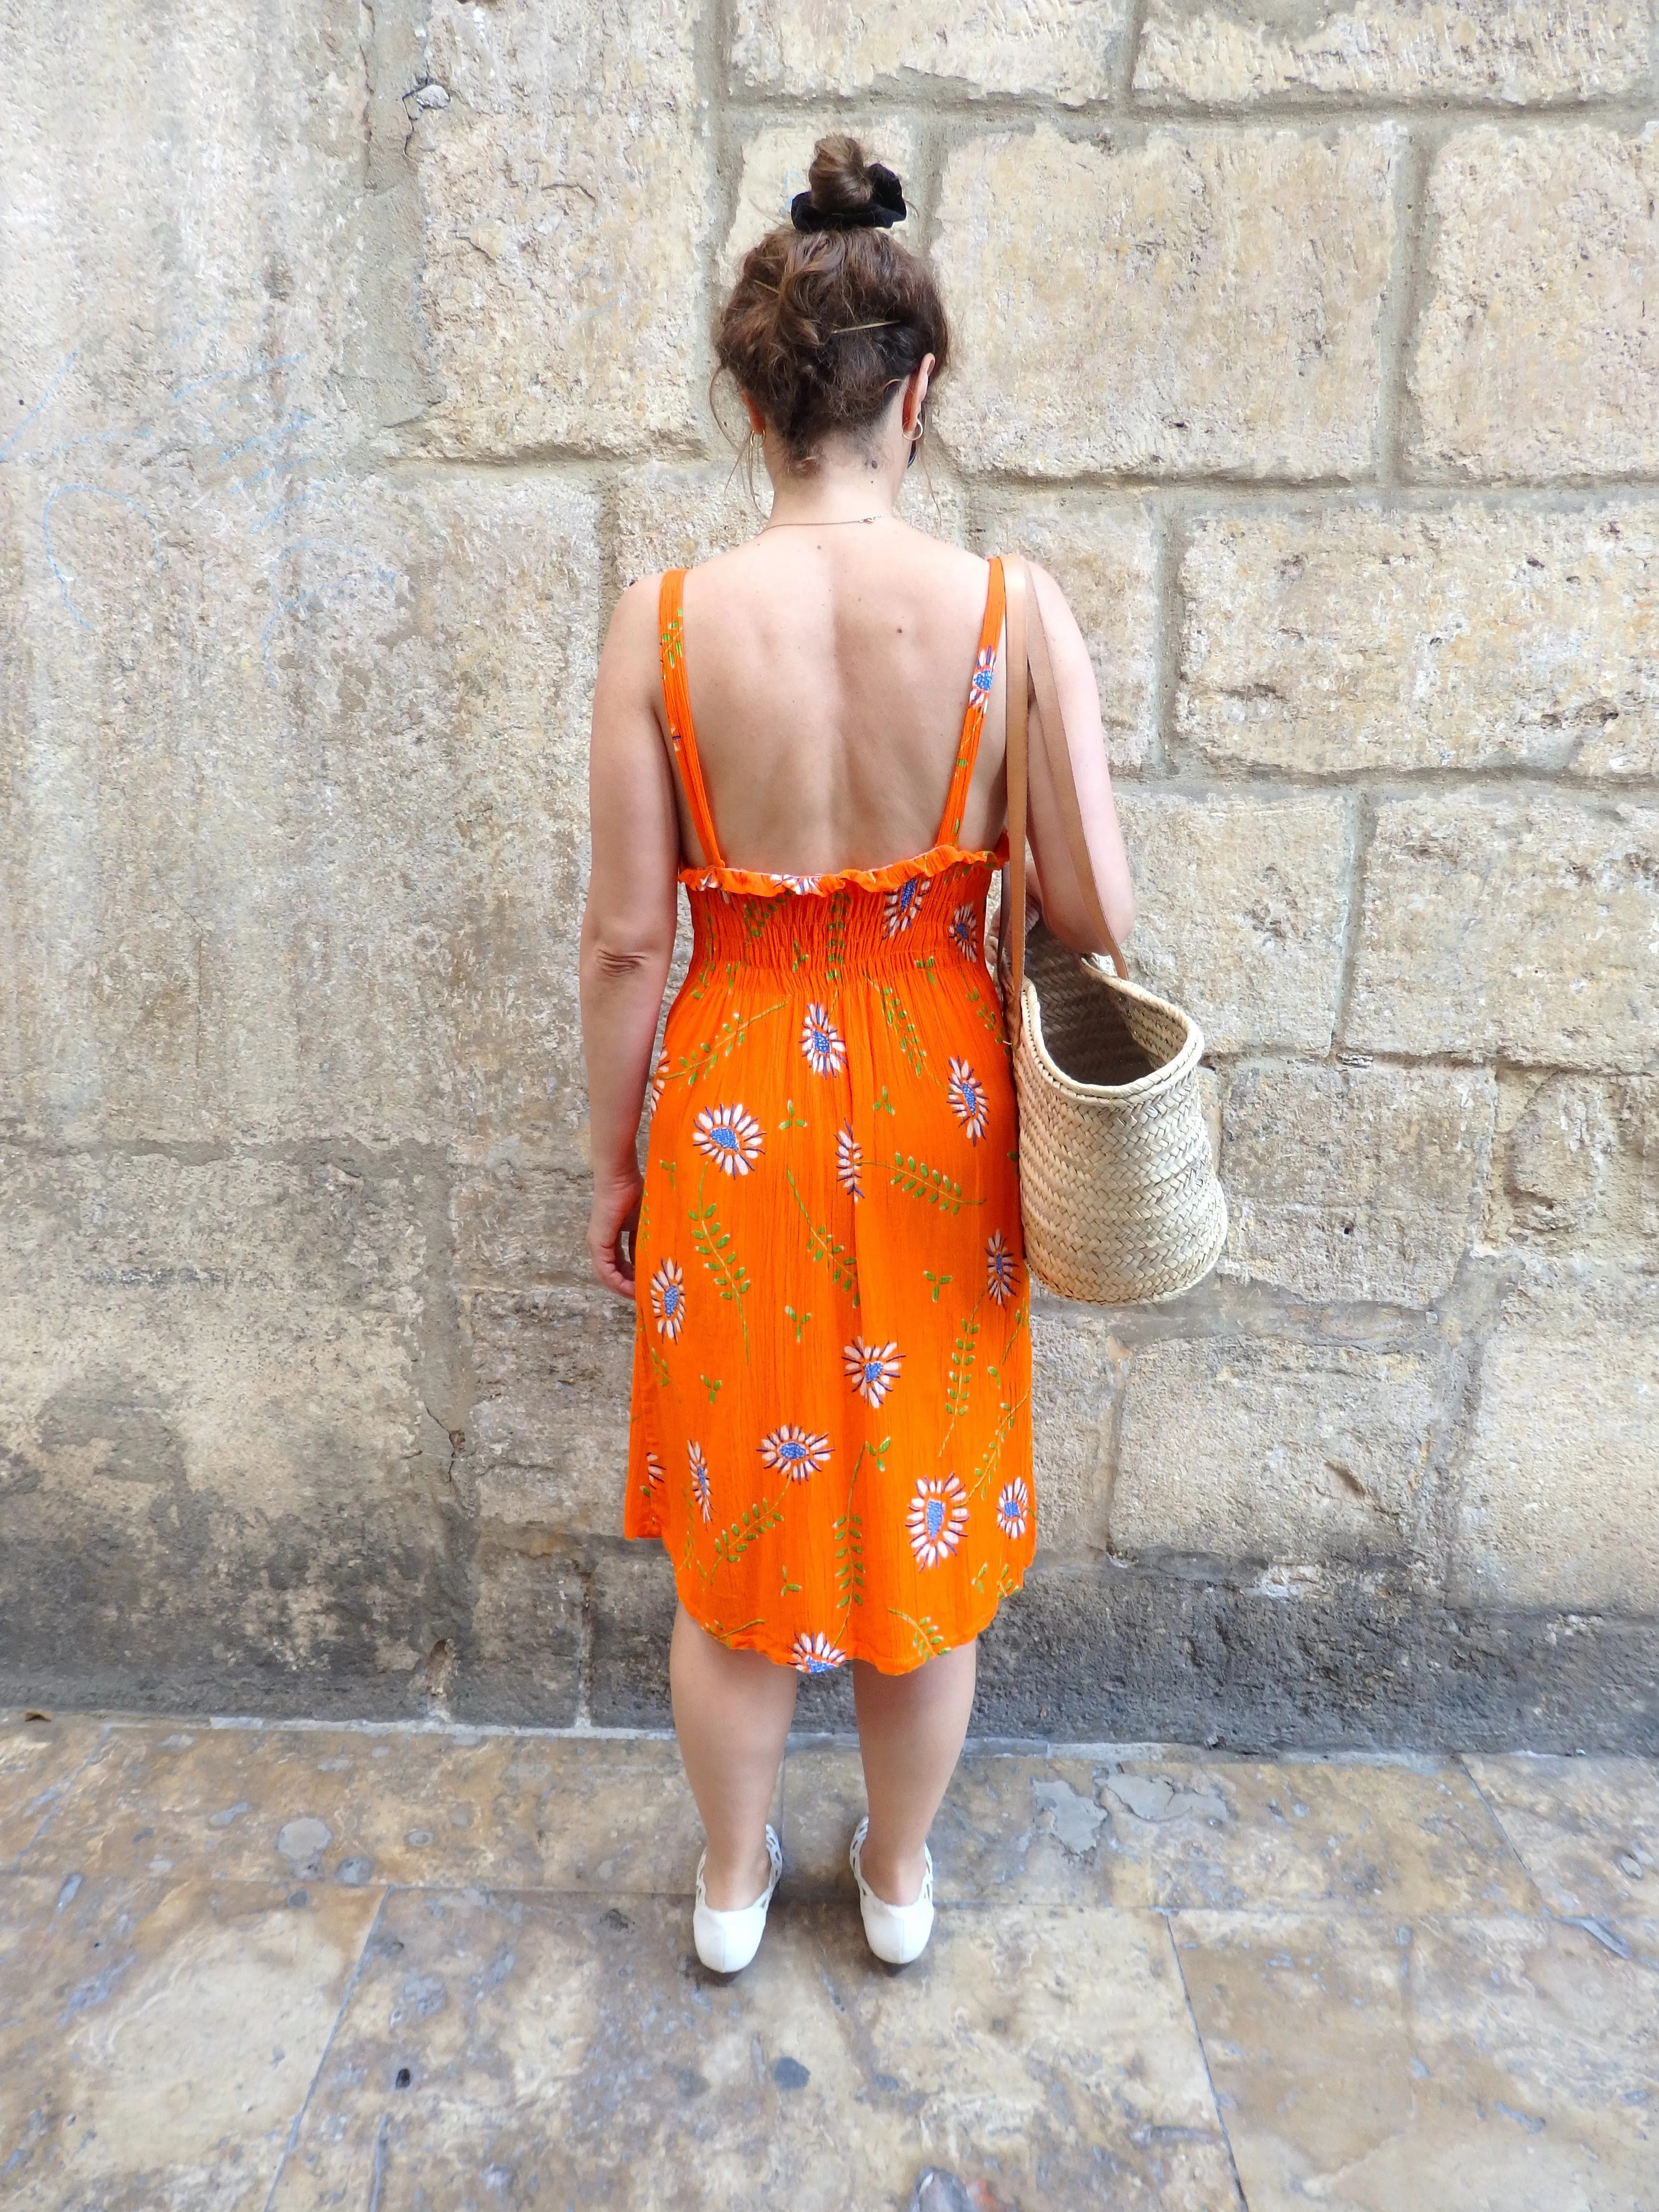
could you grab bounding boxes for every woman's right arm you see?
[1021,561,1135,955]
[579,578,681,1299]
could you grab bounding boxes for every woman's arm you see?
[580,578,682,1299]
[1022,561,1135,954]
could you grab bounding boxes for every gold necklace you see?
[760,514,890,531]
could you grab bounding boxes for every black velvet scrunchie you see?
[791,164,907,232]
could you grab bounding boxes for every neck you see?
[763,454,901,529]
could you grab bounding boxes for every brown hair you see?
[713,135,950,469]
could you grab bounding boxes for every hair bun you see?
[792,133,906,234]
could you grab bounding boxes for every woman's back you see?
[674,520,1005,875]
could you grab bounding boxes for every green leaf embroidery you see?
[784,1167,859,1304]
[923,1269,953,1304]
[713,1495,786,1567]
[701,1373,723,1407]
[649,1343,671,1390]
[823,891,851,986]
[778,1097,808,1132]
[941,1312,982,1440]
[783,1303,812,1344]
[890,1152,984,1214]
[833,1513,866,1614]
[687,1170,752,1362]
[877,984,927,1077]
[889,1608,950,1664]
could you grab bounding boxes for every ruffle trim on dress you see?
[679,839,1007,901]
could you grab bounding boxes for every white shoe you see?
[850,1815,935,1965]
[692,1825,783,1973]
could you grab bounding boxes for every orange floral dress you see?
[625,556,1034,1675]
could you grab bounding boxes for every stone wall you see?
[3,0,1656,1746]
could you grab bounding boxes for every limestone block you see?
[1346,793,1659,1071]
[1451,1272,1659,1612]
[461,1540,583,1725]
[1223,1062,1497,1306]
[972,495,1159,769]
[1479,1072,1659,1263]
[721,121,925,287]
[453,1139,597,1290]
[1113,1337,1443,1564]
[0,1147,461,1698]
[1116,792,1352,1054]
[730,0,1130,104]
[1134,0,1651,105]
[1408,128,1659,482]
[409,0,712,458]
[1179,505,1659,779]
[932,124,1399,481]
[1030,1305,1128,1556]
[1,0,415,468]
[463,1286,637,1535]
[1,468,599,1145]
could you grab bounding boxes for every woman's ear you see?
[902,355,936,436]
[743,392,767,434]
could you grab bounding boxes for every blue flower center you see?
[782,1441,806,1461]
[864,1361,881,1385]
[925,1498,945,1539]
[712,1126,737,1150]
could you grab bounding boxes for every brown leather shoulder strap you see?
[1001,556,1127,1046]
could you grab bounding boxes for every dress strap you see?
[936,554,1007,848]
[658,569,725,868]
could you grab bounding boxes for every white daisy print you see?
[842,1338,902,1407]
[948,1057,989,1144]
[758,1425,832,1481]
[836,1123,864,1201]
[883,877,930,938]
[692,1102,765,1177]
[996,1478,1030,1541]
[948,903,978,958]
[687,1441,711,1522]
[800,1001,847,1077]
[649,1256,686,1341]
[791,1630,847,1675]
[646,1452,666,1496]
[907,1473,969,1569]
[986,1230,1018,1307]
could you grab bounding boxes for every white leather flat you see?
[692,1824,783,1973]
[849,1815,935,1965]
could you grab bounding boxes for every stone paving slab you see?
[0,1712,106,1873]
[17,1721,765,1895]
[1466,1754,1659,1931]
[0,1870,384,2210]
[782,1746,1542,1917]
[1174,1910,1659,2211]
[268,1889,1239,2212]
[1,1714,1656,2210]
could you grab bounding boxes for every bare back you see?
[674,521,1006,874]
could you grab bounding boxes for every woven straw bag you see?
[1000,556,1227,1305]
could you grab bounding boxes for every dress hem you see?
[623,1529,1033,1678]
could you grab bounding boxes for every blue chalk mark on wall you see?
[42,483,163,627]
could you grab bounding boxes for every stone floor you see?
[1,1715,1657,2211]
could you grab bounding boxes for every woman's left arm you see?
[580,578,682,1299]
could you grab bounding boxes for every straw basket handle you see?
[1001,556,1129,1052]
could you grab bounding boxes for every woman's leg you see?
[853,1638,977,1905]
[671,1602,799,1909]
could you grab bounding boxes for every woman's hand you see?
[588,1166,644,1300]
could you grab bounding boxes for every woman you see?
[580,137,1133,1972]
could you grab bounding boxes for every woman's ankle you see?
[701,1832,774,1911]
[857,1828,927,1907]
